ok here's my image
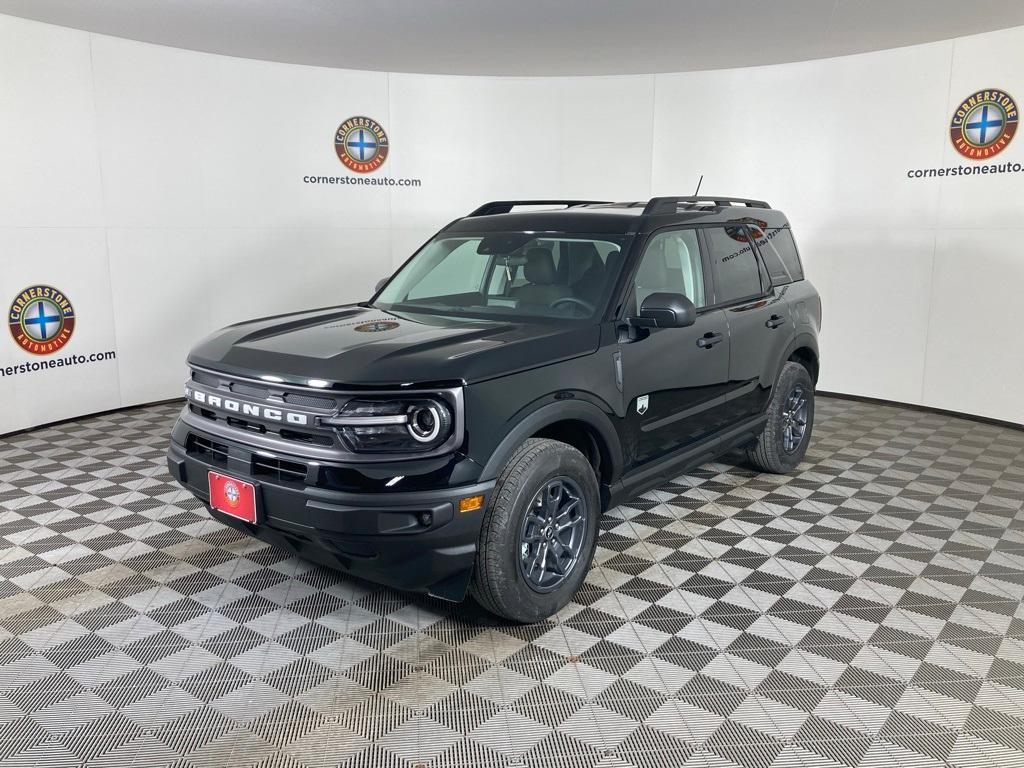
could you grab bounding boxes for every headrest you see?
[567,242,603,283]
[524,248,557,285]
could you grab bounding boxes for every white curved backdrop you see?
[1,14,1023,433]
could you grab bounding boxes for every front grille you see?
[186,434,229,467]
[185,430,308,486]
[190,404,340,449]
[280,428,333,446]
[190,404,217,421]
[230,381,272,400]
[192,368,338,409]
[253,455,308,484]
[283,392,337,409]
[226,417,267,434]
[192,370,221,387]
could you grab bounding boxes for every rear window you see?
[753,228,804,285]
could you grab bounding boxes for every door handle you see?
[765,314,786,329]
[697,331,724,349]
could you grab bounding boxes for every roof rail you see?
[468,200,611,217]
[642,196,770,215]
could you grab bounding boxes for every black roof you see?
[444,198,790,236]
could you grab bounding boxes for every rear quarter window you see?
[753,228,804,284]
[705,226,768,304]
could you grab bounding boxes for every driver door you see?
[616,227,731,471]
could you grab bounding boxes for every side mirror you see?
[635,293,697,328]
[374,278,388,293]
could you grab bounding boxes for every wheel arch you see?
[478,399,623,490]
[784,334,819,383]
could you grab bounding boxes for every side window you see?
[705,226,767,304]
[633,229,705,310]
[406,240,488,299]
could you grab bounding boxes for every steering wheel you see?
[549,296,595,315]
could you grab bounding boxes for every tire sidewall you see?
[490,445,600,622]
[773,364,815,470]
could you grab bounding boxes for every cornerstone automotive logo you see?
[305,116,419,187]
[353,320,399,333]
[224,481,241,507]
[724,218,768,243]
[8,285,75,355]
[335,116,389,173]
[949,89,1018,160]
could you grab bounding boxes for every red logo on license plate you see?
[208,471,257,523]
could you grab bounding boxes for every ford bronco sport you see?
[167,197,821,622]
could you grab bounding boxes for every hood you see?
[187,304,600,388]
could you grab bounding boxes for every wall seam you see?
[818,0,840,60]
[385,69,394,269]
[918,38,958,408]
[648,73,658,195]
[86,32,125,412]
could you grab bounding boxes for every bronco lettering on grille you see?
[185,386,310,426]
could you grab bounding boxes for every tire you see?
[470,438,600,623]
[746,361,815,474]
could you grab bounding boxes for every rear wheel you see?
[471,438,600,623]
[746,361,815,474]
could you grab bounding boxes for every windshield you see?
[374,232,631,321]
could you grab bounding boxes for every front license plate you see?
[208,471,258,523]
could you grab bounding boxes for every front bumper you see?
[167,411,493,601]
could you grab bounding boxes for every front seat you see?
[568,242,607,306]
[512,248,571,306]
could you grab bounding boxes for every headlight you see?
[322,397,454,453]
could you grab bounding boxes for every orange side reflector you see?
[459,494,484,513]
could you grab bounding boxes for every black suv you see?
[167,197,821,622]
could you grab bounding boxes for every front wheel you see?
[746,361,815,474]
[470,438,600,623]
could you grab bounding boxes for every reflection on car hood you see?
[187,304,600,387]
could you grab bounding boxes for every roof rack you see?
[468,200,611,217]
[641,196,770,215]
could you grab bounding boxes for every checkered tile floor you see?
[1,398,1023,768]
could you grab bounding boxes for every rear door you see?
[616,227,731,471]
[702,224,794,425]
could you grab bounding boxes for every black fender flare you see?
[479,398,624,483]
[783,332,819,374]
